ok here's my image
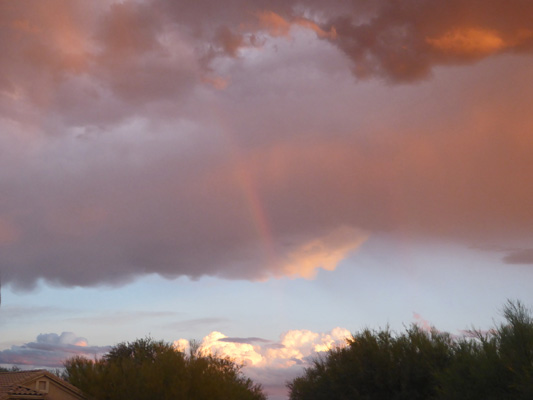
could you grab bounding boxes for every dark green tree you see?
[438,300,533,400]
[436,332,511,400]
[498,300,533,398]
[288,325,453,400]
[0,366,20,372]
[288,300,533,400]
[64,337,265,400]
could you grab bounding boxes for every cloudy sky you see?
[1,0,533,398]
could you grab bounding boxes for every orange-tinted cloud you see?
[256,11,292,37]
[426,28,507,56]
[279,227,367,279]
[256,11,336,39]
[328,0,533,81]
[201,75,230,90]
[426,27,533,58]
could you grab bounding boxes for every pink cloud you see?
[413,313,433,333]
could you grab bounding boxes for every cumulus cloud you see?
[0,332,110,368]
[175,327,351,399]
[192,331,264,366]
[1,0,533,288]
[1,327,350,398]
[176,327,351,367]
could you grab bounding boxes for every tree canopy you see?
[288,300,533,400]
[64,337,265,400]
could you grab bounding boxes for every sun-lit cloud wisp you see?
[278,227,368,279]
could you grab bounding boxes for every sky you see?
[1,0,533,398]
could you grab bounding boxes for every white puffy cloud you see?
[191,332,264,366]
[175,327,351,398]
[176,327,350,367]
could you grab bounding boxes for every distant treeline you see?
[288,300,533,400]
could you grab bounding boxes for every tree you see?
[64,337,265,400]
[288,300,533,400]
[288,325,453,400]
[0,366,20,372]
[498,300,533,398]
[438,300,533,400]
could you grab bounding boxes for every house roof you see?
[0,371,46,387]
[0,370,85,400]
[0,384,44,399]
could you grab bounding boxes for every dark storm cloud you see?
[153,0,533,82]
[3,0,532,129]
[1,0,533,288]
[327,0,533,82]
[0,0,200,129]
[4,0,533,106]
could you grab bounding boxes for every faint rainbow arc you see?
[208,103,279,268]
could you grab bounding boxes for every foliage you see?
[288,325,453,400]
[64,337,265,400]
[288,300,533,400]
[0,366,20,372]
[438,300,533,400]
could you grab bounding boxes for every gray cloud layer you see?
[219,337,271,344]
[1,0,533,288]
[0,332,110,368]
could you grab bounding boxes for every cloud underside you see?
[1,0,533,287]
